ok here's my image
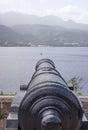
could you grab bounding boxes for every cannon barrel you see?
[18,59,83,130]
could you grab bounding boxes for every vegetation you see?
[0,91,15,96]
[0,91,4,96]
[0,113,7,120]
[68,76,83,95]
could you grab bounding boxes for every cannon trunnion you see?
[6,59,88,130]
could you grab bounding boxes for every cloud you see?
[0,1,88,24]
[44,5,88,24]
[58,5,88,23]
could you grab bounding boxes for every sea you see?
[0,47,88,95]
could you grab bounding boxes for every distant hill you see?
[0,25,22,46]
[0,24,38,46]
[12,24,88,46]
[1,11,88,30]
[1,24,88,46]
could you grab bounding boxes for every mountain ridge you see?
[0,24,88,46]
[0,11,88,30]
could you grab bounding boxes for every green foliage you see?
[0,91,16,96]
[68,76,83,95]
[0,113,7,120]
[0,91,4,96]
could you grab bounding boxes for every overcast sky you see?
[0,0,88,23]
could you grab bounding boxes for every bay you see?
[0,47,88,95]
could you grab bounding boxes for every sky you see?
[0,0,88,24]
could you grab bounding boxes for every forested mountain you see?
[0,24,88,46]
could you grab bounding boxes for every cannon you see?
[6,59,88,130]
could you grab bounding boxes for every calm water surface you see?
[0,47,88,95]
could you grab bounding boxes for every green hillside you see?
[0,24,88,46]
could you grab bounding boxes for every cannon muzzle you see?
[41,109,62,130]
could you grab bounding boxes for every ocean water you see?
[0,47,88,95]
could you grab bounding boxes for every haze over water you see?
[0,47,88,95]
